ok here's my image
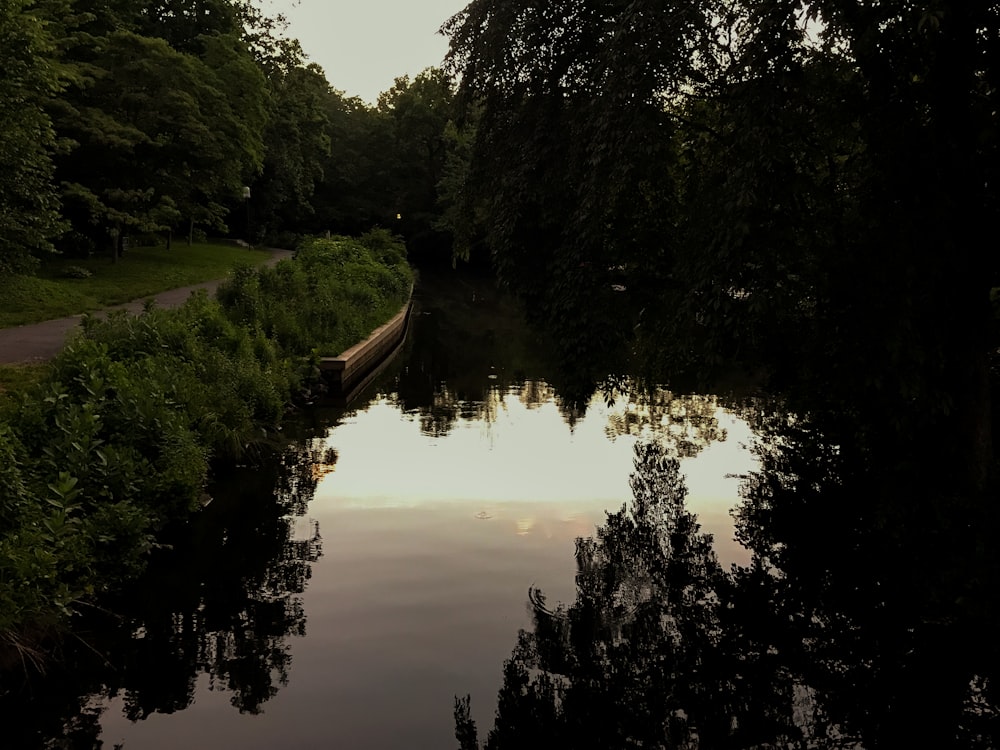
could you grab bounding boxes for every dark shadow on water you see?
[0,435,329,749]
[457,417,1000,749]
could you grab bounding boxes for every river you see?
[101,270,752,748]
[4,268,995,749]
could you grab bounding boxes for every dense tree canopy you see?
[376,68,456,256]
[251,62,332,241]
[0,0,65,273]
[442,6,1000,743]
[0,0,459,270]
[443,0,1000,493]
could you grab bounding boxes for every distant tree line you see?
[0,0,458,273]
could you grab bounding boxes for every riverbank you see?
[0,232,413,660]
[0,248,293,366]
[0,243,279,330]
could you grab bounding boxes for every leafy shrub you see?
[0,392,154,632]
[70,294,292,458]
[218,231,411,357]
[61,265,93,279]
[358,226,408,267]
[54,230,95,260]
[0,232,411,645]
[0,427,29,529]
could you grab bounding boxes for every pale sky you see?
[265,0,470,104]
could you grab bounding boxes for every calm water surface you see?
[8,270,994,748]
[90,274,755,748]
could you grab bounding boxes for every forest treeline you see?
[0,0,458,273]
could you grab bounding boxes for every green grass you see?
[0,243,274,328]
[0,363,48,411]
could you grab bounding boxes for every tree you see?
[173,31,268,244]
[250,62,331,241]
[445,8,1000,737]
[137,0,242,53]
[0,0,65,274]
[310,89,396,235]
[443,1,711,373]
[444,0,1000,495]
[802,2,999,491]
[40,0,270,255]
[376,68,456,259]
[54,31,239,253]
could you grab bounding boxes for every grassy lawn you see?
[0,363,48,411]
[0,242,274,328]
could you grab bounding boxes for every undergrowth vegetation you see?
[217,230,411,356]
[0,231,411,653]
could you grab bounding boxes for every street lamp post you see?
[242,186,251,249]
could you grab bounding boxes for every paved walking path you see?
[0,249,294,365]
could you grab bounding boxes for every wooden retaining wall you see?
[318,291,413,402]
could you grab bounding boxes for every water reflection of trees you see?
[458,429,999,748]
[392,268,550,438]
[396,372,732,465]
[733,409,1000,748]
[603,389,727,458]
[0,438,326,748]
[406,383,511,438]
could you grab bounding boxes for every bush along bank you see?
[217,228,412,357]
[0,231,412,659]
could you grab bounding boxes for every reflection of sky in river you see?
[319,390,754,569]
[99,385,755,750]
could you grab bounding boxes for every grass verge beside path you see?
[0,243,273,328]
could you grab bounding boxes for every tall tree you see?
[42,0,269,253]
[0,0,65,274]
[802,1,999,491]
[250,62,331,240]
[376,68,456,258]
[444,0,1000,493]
[443,1,711,369]
[53,30,263,252]
[311,89,396,235]
[137,0,242,53]
[172,31,268,243]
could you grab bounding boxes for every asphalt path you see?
[0,248,294,365]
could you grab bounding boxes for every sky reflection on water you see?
[320,391,752,566]
[98,383,753,748]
